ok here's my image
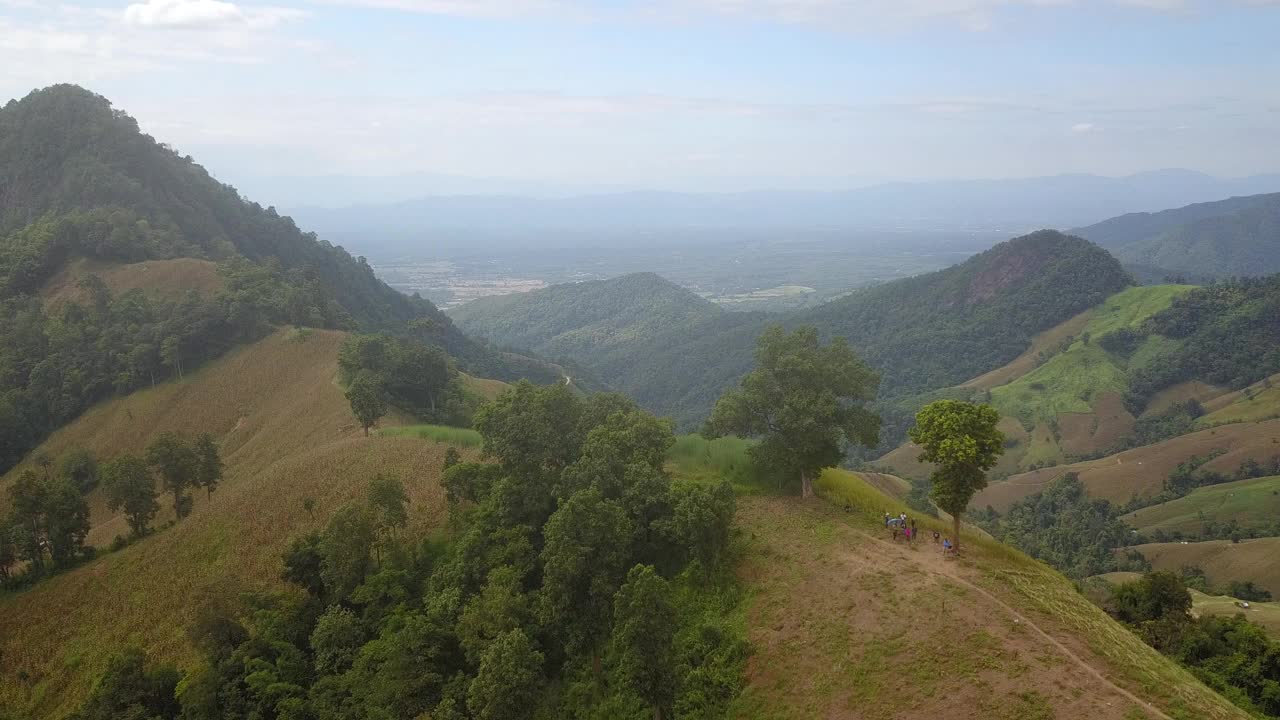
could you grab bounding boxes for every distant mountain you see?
[450,230,1132,431]
[292,169,1280,252]
[1075,193,1280,280]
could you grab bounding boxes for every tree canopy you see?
[909,399,1004,551]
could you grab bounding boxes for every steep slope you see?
[452,230,1132,429]
[1076,193,1280,279]
[727,469,1249,720]
[0,329,458,719]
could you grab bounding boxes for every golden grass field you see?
[0,329,464,719]
[1131,537,1280,599]
[39,257,223,309]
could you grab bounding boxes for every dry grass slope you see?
[1132,537,1280,599]
[0,329,460,719]
[40,257,222,310]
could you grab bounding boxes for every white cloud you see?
[1071,122,1098,133]
[307,0,566,18]
[124,0,246,28]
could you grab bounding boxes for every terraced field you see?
[1132,537,1280,599]
[1122,475,1280,536]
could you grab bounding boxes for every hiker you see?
[892,524,900,541]
[942,537,953,554]
[904,525,912,543]
[911,518,918,540]
[932,530,941,544]
[884,512,891,527]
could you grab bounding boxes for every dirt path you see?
[731,496,1231,720]
[854,522,1173,720]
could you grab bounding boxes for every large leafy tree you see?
[707,324,880,497]
[146,432,197,519]
[192,433,223,500]
[66,647,180,720]
[540,487,634,683]
[908,400,1005,552]
[43,476,90,567]
[466,629,544,720]
[102,454,160,537]
[612,564,677,720]
[345,372,386,437]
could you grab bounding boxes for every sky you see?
[2,0,1279,195]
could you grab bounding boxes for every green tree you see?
[146,432,197,519]
[44,476,90,567]
[320,504,376,601]
[310,605,367,675]
[346,372,386,436]
[281,531,326,597]
[540,487,634,683]
[457,565,532,663]
[466,629,544,720]
[66,646,180,720]
[8,469,48,569]
[908,400,1004,552]
[707,325,880,497]
[102,454,160,537]
[192,433,223,500]
[0,519,17,582]
[59,447,99,493]
[368,474,410,536]
[612,564,677,720]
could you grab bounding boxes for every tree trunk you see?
[953,512,962,553]
[654,707,663,720]
[800,470,813,498]
[592,653,603,693]
[363,424,369,437]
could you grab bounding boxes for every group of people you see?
[884,511,955,554]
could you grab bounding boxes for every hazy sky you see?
[2,0,1279,192]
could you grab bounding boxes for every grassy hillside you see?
[453,230,1133,431]
[725,468,1249,720]
[1132,538,1280,599]
[0,329,460,718]
[1076,192,1280,279]
[973,418,1280,511]
[1122,475,1280,536]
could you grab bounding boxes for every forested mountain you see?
[1076,193,1280,280]
[0,85,554,471]
[451,230,1132,430]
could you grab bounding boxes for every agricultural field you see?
[973,418,1280,512]
[0,329,464,718]
[1199,373,1280,426]
[1122,475,1280,536]
[1132,537,1280,599]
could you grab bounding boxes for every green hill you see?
[452,230,1132,431]
[1077,193,1280,280]
[0,85,558,471]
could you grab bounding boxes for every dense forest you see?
[1123,275,1280,411]
[452,231,1132,440]
[0,85,558,473]
[62,383,745,720]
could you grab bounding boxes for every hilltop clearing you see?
[39,257,222,309]
[1131,538,1280,598]
[0,329,460,718]
[727,469,1248,720]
